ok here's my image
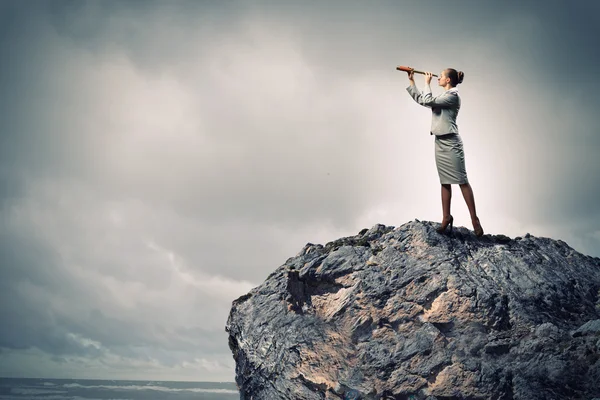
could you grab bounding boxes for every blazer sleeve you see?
[406,84,458,109]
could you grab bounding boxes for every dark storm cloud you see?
[0,219,225,356]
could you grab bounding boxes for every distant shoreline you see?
[0,377,236,384]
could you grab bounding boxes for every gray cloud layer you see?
[1,0,598,381]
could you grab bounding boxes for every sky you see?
[1,0,599,382]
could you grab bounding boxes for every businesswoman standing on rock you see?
[405,68,483,237]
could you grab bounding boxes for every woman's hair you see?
[445,68,464,86]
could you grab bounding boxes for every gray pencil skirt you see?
[434,133,469,185]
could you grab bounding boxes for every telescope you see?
[396,65,438,78]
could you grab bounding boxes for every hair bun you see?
[457,71,464,84]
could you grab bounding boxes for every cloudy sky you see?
[1,0,599,382]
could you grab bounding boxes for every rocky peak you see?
[226,220,600,399]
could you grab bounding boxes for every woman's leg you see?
[459,183,477,219]
[441,184,452,219]
[459,183,484,235]
[437,184,454,233]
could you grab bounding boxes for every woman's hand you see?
[425,72,432,84]
[407,69,414,82]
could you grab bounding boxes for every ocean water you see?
[0,378,239,400]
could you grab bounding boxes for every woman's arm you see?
[405,70,459,108]
[416,86,459,108]
[406,84,432,108]
[405,69,432,108]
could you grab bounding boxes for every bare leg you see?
[459,183,483,236]
[459,183,477,219]
[441,184,452,219]
[436,184,454,233]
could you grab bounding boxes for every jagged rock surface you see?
[226,220,600,399]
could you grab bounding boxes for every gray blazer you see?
[406,84,461,136]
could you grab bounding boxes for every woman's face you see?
[438,71,450,87]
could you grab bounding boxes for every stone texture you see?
[226,220,600,399]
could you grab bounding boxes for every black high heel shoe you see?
[437,215,453,234]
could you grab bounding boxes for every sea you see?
[0,378,240,400]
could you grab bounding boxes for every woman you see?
[405,68,483,237]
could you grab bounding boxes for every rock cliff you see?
[226,220,600,399]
